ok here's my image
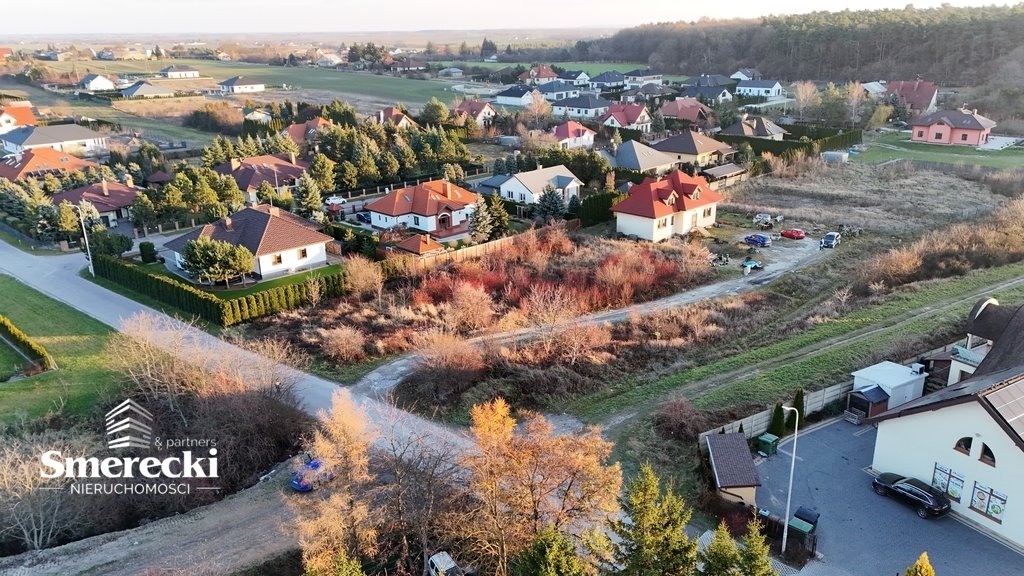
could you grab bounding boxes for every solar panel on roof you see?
[986,377,1024,438]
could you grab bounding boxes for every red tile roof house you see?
[659,97,713,127]
[551,121,596,150]
[453,100,497,126]
[910,108,997,146]
[365,180,477,239]
[393,233,445,256]
[599,103,653,133]
[0,48,13,61]
[610,170,723,242]
[518,65,559,85]
[214,153,310,202]
[370,106,419,130]
[51,180,138,227]
[164,205,333,280]
[885,80,939,115]
[0,147,98,181]
[0,105,37,133]
[281,117,336,150]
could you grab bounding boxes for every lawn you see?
[853,131,1024,169]
[0,275,120,422]
[202,264,343,299]
[0,337,26,382]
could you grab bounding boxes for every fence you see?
[0,221,52,249]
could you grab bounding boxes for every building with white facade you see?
[610,170,722,242]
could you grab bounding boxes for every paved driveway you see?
[756,419,1023,575]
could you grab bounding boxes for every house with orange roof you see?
[52,180,138,227]
[0,147,98,181]
[365,180,477,238]
[518,65,559,86]
[453,100,497,126]
[551,121,596,150]
[0,48,13,61]
[0,106,37,134]
[599,103,652,133]
[371,106,419,130]
[281,117,336,149]
[393,233,445,256]
[611,171,722,242]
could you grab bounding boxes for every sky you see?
[0,0,1009,35]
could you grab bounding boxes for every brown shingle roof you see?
[163,205,331,257]
[52,181,137,213]
[366,180,477,218]
[886,80,938,111]
[659,98,711,123]
[706,433,760,489]
[214,154,310,192]
[719,116,788,138]
[394,233,445,255]
[653,130,734,156]
[911,108,997,131]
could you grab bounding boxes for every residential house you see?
[146,170,174,187]
[551,95,611,119]
[518,65,559,85]
[453,100,496,126]
[947,298,1023,386]
[393,233,445,256]
[391,60,427,73]
[162,65,200,79]
[730,68,762,82]
[706,433,760,508]
[1,125,109,156]
[476,165,582,204]
[282,117,336,149]
[599,103,652,133]
[80,74,115,91]
[624,68,663,89]
[848,361,930,419]
[863,81,888,99]
[483,54,499,63]
[365,180,477,238]
[437,67,464,78]
[165,205,333,280]
[886,80,939,115]
[0,147,98,181]
[700,163,748,189]
[551,121,596,150]
[734,80,784,99]
[911,108,996,146]
[690,74,735,88]
[120,81,174,99]
[589,71,626,91]
[599,140,678,175]
[610,170,722,241]
[494,85,539,107]
[620,84,678,105]
[51,180,137,227]
[679,85,733,105]
[243,108,274,124]
[214,153,310,198]
[653,130,735,166]
[371,106,419,129]
[0,105,37,134]
[219,76,265,94]
[538,81,580,103]
[558,70,590,87]
[659,97,713,126]
[0,48,13,61]
[316,54,345,68]
[719,115,788,140]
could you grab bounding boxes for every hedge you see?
[717,127,863,159]
[578,192,626,227]
[94,256,347,327]
[0,314,55,370]
[715,134,814,158]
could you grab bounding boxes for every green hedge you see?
[0,314,55,370]
[578,192,626,227]
[94,256,347,327]
[715,134,814,158]
[718,127,863,159]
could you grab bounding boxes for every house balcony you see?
[952,343,989,367]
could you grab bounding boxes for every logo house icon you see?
[105,399,154,450]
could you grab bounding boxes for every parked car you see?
[324,196,347,206]
[356,212,372,224]
[290,454,334,492]
[744,233,772,247]
[781,228,806,240]
[752,212,772,224]
[820,232,841,248]
[428,551,471,576]
[872,473,951,519]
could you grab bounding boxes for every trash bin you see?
[787,516,814,547]
[756,433,779,456]
[794,506,820,529]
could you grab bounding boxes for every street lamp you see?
[69,204,95,277]
[780,405,800,556]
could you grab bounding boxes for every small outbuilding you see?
[706,432,760,508]
[846,361,928,423]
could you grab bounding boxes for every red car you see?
[781,228,806,240]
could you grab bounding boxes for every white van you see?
[428,552,466,576]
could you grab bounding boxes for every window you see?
[934,133,943,140]
[519,193,525,202]
[271,254,283,265]
[917,131,924,138]
[657,218,667,229]
[970,482,1007,523]
[954,436,972,455]
[980,443,996,466]
[298,248,307,259]
[703,207,713,218]
[413,216,420,226]
[932,463,965,502]
[961,133,969,141]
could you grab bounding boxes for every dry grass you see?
[722,163,1003,234]
[111,96,211,122]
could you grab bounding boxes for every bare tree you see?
[523,284,579,354]
[846,81,865,127]
[445,282,497,333]
[304,272,323,309]
[555,323,612,366]
[791,81,821,121]
[524,90,552,129]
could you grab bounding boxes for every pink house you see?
[910,108,996,146]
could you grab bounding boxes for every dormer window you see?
[693,188,700,200]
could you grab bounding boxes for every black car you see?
[356,212,372,224]
[872,473,951,519]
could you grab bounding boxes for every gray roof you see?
[653,131,733,156]
[734,68,761,78]
[219,75,263,87]
[553,95,611,109]
[559,70,586,79]
[496,85,534,98]
[691,74,734,87]
[81,73,108,84]
[625,68,660,78]
[508,165,582,194]
[1,124,104,147]
[911,108,997,131]
[737,79,782,89]
[590,71,624,83]
[538,81,578,94]
[967,298,1016,342]
[622,84,678,97]
[162,65,198,73]
[681,85,732,100]
[476,174,512,192]
[706,433,760,489]
[701,163,746,178]
[856,385,891,404]
[970,299,1024,376]
[602,140,677,172]
[720,116,788,138]
[121,81,174,97]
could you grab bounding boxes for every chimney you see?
[223,217,233,231]
[268,206,280,217]
[230,158,241,171]
[124,174,134,188]
[973,109,978,115]
[536,163,543,171]
[289,151,296,165]
[101,180,109,196]
[442,180,452,199]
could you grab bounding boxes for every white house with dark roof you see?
[0,125,108,156]
[730,68,762,82]
[537,81,580,102]
[494,85,538,107]
[624,68,663,89]
[734,80,784,98]
[161,65,200,79]
[558,70,590,87]
[589,71,626,91]
[552,95,611,119]
[476,165,582,204]
[219,76,265,94]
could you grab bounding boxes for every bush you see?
[655,397,709,442]
[321,326,367,363]
[139,241,157,263]
[0,314,54,370]
[446,282,496,332]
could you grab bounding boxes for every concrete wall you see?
[255,243,327,279]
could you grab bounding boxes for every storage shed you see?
[706,433,760,508]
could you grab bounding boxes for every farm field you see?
[854,130,1024,169]
[0,275,119,422]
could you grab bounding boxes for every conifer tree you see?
[768,403,786,438]
[738,521,777,576]
[511,527,588,576]
[487,193,510,240]
[905,552,935,576]
[698,522,741,576]
[535,185,566,222]
[467,195,493,243]
[293,174,323,217]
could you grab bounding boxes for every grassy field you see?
[434,60,688,82]
[0,275,119,422]
[203,264,343,299]
[853,131,1024,169]
[0,337,26,382]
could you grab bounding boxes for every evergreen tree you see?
[609,463,698,576]
[309,153,336,194]
[789,389,805,430]
[487,193,510,240]
[905,552,935,576]
[768,403,786,438]
[258,180,277,204]
[377,150,400,182]
[336,160,359,190]
[88,229,133,257]
[698,522,741,576]
[567,194,581,216]
[131,194,158,226]
[511,527,588,576]
[420,96,450,126]
[738,521,777,576]
[467,195,493,243]
[293,174,323,217]
[611,128,623,146]
[492,157,507,175]
[535,186,566,222]
[505,154,519,174]
[651,110,666,134]
[56,200,79,240]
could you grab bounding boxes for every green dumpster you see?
[787,516,814,547]
[757,433,779,456]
